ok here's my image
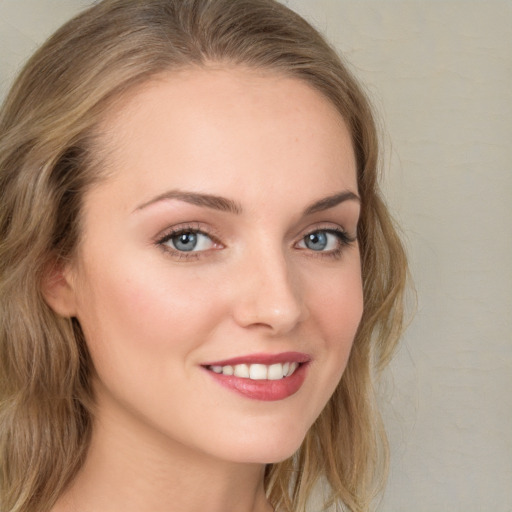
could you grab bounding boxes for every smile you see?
[207,362,299,380]
[202,352,310,401]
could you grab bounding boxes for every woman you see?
[0,1,407,511]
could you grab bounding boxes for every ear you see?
[41,259,78,318]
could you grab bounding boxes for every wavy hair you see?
[0,1,407,511]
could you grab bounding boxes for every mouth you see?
[206,361,300,380]
[201,352,310,401]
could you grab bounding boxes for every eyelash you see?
[298,227,356,260]
[155,224,356,261]
[155,223,221,261]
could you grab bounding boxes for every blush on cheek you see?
[322,291,363,371]
[81,267,213,359]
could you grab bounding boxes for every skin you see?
[47,66,363,512]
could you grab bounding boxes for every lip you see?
[201,352,311,402]
[202,351,311,367]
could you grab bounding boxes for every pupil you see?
[174,232,197,251]
[306,232,327,251]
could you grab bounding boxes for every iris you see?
[172,232,197,251]
[304,232,328,251]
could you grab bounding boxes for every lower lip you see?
[204,364,308,401]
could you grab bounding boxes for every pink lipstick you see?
[202,352,310,401]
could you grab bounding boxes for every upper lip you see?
[202,351,311,367]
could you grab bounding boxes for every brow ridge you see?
[303,191,360,215]
[135,189,242,214]
[135,189,359,216]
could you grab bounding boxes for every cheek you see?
[286,259,363,435]
[73,256,224,372]
[309,259,364,353]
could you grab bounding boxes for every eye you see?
[299,230,338,251]
[296,228,354,254]
[159,230,215,253]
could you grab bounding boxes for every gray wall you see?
[287,2,512,510]
[1,1,511,510]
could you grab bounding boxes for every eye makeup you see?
[154,220,356,263]
[155,222,224,261]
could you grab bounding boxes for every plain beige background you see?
[1,1,511,511]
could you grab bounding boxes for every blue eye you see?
[161,230,214,252]
[298,229,351,253]
[304,232,329,251]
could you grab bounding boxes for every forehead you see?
[93,66,357,208]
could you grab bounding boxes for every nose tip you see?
[231,254,308,334]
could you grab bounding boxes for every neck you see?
[52,400,273,512]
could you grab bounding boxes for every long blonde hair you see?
[0,1,407,511]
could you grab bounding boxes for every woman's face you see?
[62,67,363,464]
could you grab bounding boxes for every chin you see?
[214,422,310,465]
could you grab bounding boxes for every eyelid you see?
[155,222,224,259]
[155,221,218,242]
[154,222,356,261]
[297,223,356,242]
[294,224,357,256]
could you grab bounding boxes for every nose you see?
[231,246,308,335]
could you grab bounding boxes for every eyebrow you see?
[303,190,360,215]
[135,190,242,214]
[134,189,360,215]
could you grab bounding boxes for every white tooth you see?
[249,364,268,380]
[234,364,250,378]
[268,363,284,380]
[287,362,298,376]
[211,365,223,374]
[222,365,234,376]
[282,362,290,376]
